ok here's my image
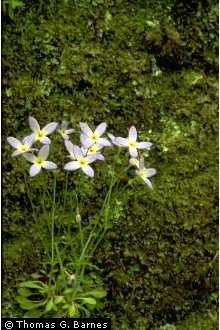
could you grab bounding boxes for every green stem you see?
[64,172,68,209]
[24,173,37,222]
[55,242,63,271]
[74,192,84,250]
[50,175,57,286]
[76,231,94,285]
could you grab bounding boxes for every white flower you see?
[80,122,111,148]
[135,157,156,189]
[115,126,152,157]
[29,116,58,144]
[7,135,36,157]
[23,145,57,177]
[64,145,97,177]
[58,120,75,140]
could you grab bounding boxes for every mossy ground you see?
[3,0,218,328]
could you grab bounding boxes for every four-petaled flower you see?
[58,120,75,140]
[64,145,97,177]
[116,126,152,157]
[7,135,36,157]
[29,116,58,144]
[23,145,57,177]
[135,157,156,189]
[80,122,111,148]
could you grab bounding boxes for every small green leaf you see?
[83,288,106,299]
[16,296,45,310]
[19,281,47,291]
[18,288,31,297]
[79,297,96,305]
[24,309,42,318]
[68,304,77,317]
[54,296,65,304]
[45,299,54,312]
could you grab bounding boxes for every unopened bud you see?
[76,213,81,223]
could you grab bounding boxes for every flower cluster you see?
[7,117,156,188]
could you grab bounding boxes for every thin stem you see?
[64,172,69,209]
[75,193,84,250]
[76,230,94,284]
[78,220,84,252]
[76,171,116,281]
[49,175,57,286]
[24,173,37,222]
[55,242,63,271]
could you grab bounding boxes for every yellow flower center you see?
[35,158,44,165]
[90,133,99,142]
[78,157,88,168]
[138,169,146,179]
[19,145,28,152]
[88,145,98,154]
[128,140,137,148]
[61,129,68,135]
[35,130,45,140]
[134,159,139,166]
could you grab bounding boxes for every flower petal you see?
[80,122,93,136]
[62,133,70,140]
[94,144,104,151]
[80,134,93,148]
[7,137,22,148]
[97,138,111,147]
[40,136,51,144]
[146,168,156,178]
[82,165,94,177]
[86,154,98,164]
[42,122,58,135]
[95,122,107,136]
[65,140,75,156]
[129,147,138,157]
[137,141,153,149]
[115,137,128,147]
[38,145,50,160]
[23,134,35,147]
[66,128,75,134]
[142,177,153,189]
[94,152,105,161]
[30,164,42,177]
[129,158,139,167]
[64,161,80,171]
[23,153,36,163]
[12,150,23,157]
[29,116,40,132]
[42,161,57,170]
[73,145,83,158]
[129,126,137,140]
[107,133,122,146]
[81,147,88,156]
